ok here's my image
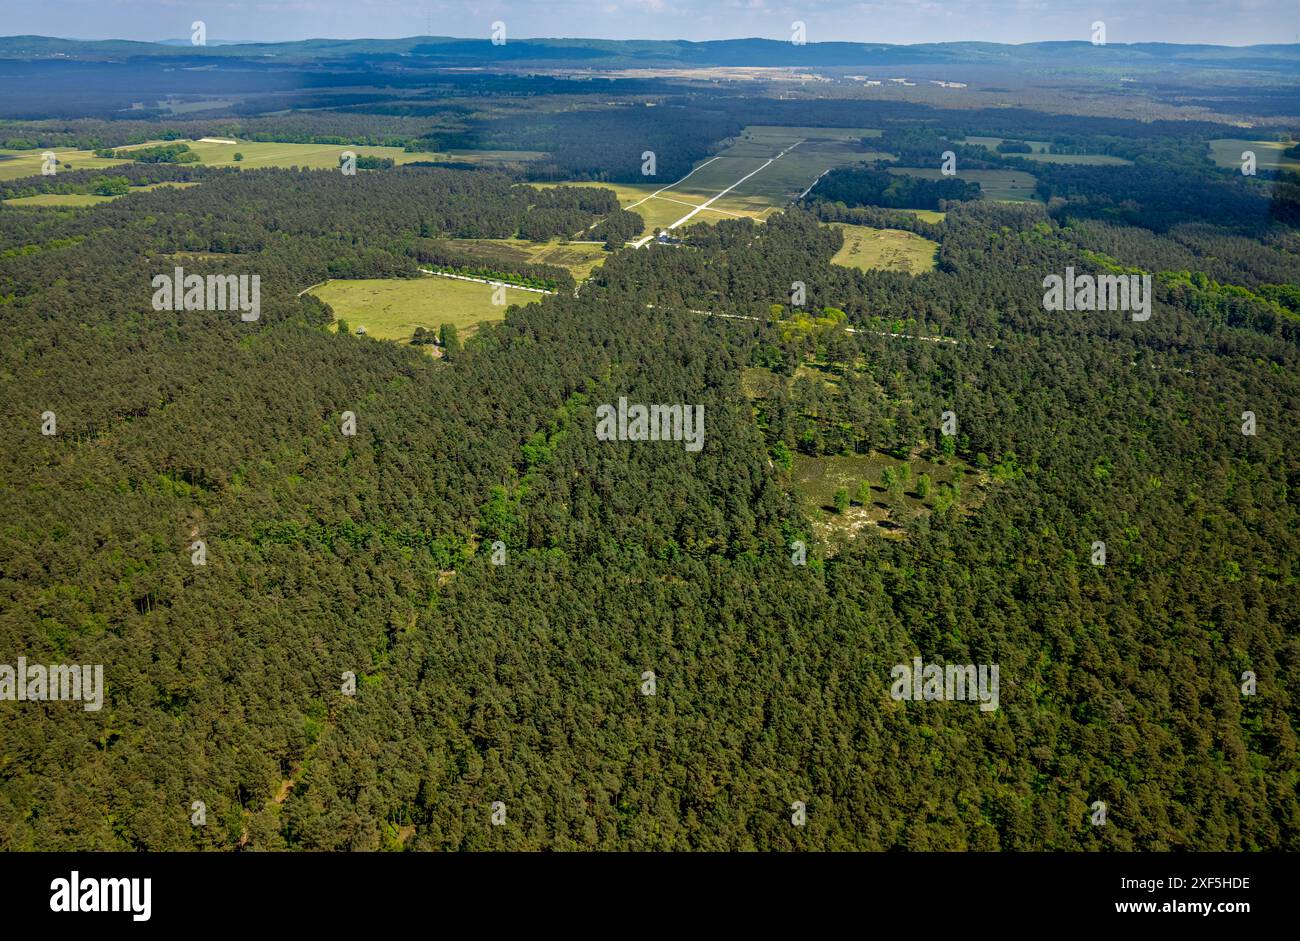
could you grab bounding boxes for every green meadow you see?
[830,224,938,275]
[311,276,543,349]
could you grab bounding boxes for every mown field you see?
[311,275,543,348]
[1019,153,1130,165]
[0,147,130,181]
[898,208,947,223]
[960,136,1130,164]
[830,223,938,274]
[661,153,775,201]
[1207,138,1300,173]
[185,139,539,169]
[712,143,895,214]
[156,98,241,114]
[0,138,524,181]
[3,193,116,207]
[179,139,430,170]
[679,126,893,215]
[887,166,1040,202]
[742,125,883,143]
[962,136,1052,153]
[3,181,199,207]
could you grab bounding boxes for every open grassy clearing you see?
[188,139,539,169]
[791,450,983,544]
[677,127,893,209]
[722,125,882,158]
[678,127,894,219]
[157,98,241,114]
[960,138,1130,164]
[897,208,946,223]
[0,138,260,179]
[714,147,896,216]
[692,192,777,219]
[668,154,780,199]
[740,365,788,399]
[630,192,761,228]
[310,276,542,350]
[0,147,132,181]
[0,138,516,181]
[743,125,883,142]
[627,196,709,230]
[960,136,1129,163]
[183,140,541,170]
[962,136,1052,153]
[138,181,199,191]
[445,149,548,165]
[1207,138,1300,173]
[3,181,199,207]
[3,193,116,207]
[887,166,1039,202]
[1020,152,1131,165]
[743,356,982,543]
[558,180,750,231]
[744,361,988,546]
[178,139,430,169]
[448,238,610,280]
[830,223,938,274]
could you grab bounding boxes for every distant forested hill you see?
[1,35,1298,72]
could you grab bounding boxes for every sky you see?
[1,0,1297,46]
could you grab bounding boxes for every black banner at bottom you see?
[0,852,1276,927]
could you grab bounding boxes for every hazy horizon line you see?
[9,34,1298,50]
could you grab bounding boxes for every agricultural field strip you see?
[573,157,729,238]
[302,270,559,299]
[631,139,815,246]
[623,155,727,211]
[651,139,806,241]
[654,194,749,217]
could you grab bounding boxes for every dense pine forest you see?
[0,37,1298,852]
